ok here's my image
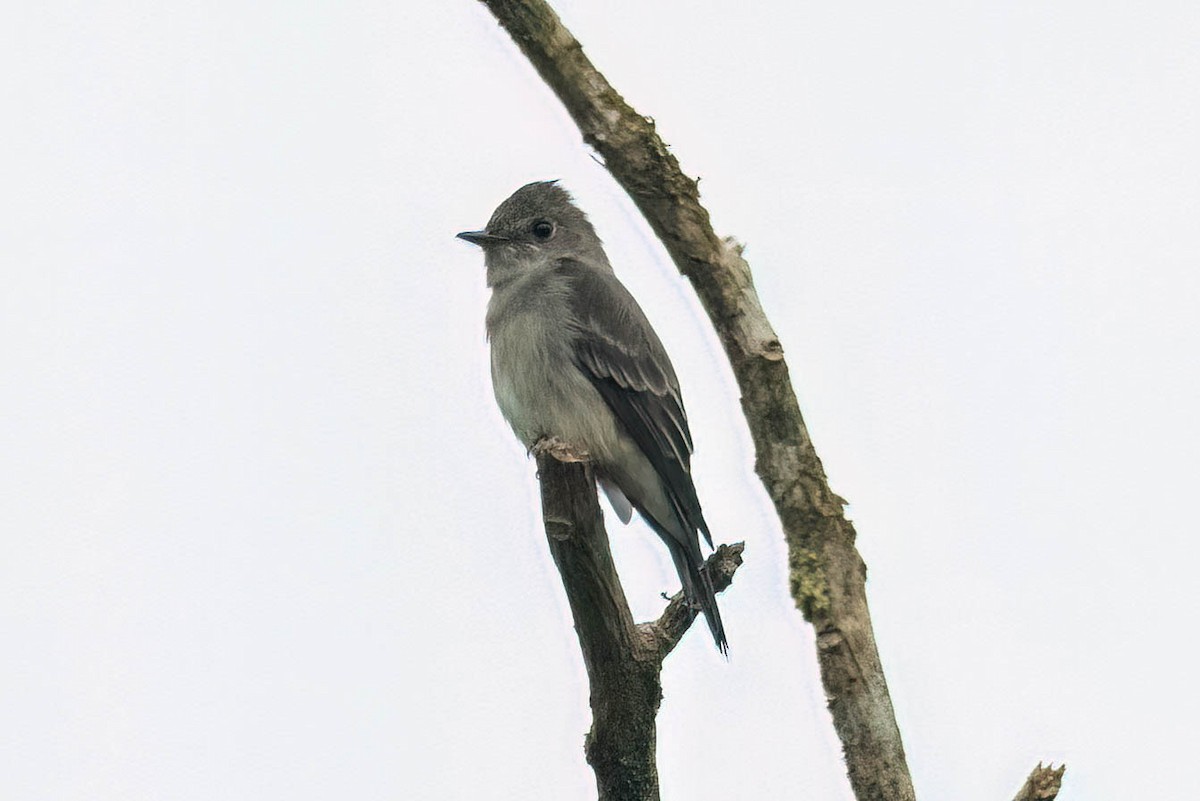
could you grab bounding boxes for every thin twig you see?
[641,542,744,658]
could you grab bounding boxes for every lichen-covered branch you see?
[535,451,743,801]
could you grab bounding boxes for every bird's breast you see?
[488,309,620,458]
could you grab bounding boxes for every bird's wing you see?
[560,259,711,548]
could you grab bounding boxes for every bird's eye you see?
[531,220,554,240]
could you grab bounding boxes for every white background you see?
[3,2,1197,799]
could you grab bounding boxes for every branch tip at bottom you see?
[1013,762,1066,801]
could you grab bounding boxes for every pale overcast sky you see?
[2,2,1198,800]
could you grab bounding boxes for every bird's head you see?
[457,181,607,284]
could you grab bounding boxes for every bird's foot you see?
[531,436,590,463]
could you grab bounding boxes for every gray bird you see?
[458,181,727,652]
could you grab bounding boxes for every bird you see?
[457,180,727,652]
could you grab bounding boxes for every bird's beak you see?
[456,230,510,247]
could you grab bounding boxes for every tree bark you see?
[535,451,744,801]
[478,2,1064,799]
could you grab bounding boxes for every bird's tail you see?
[665,538,727,654]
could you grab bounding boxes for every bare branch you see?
[535,451,743,801]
